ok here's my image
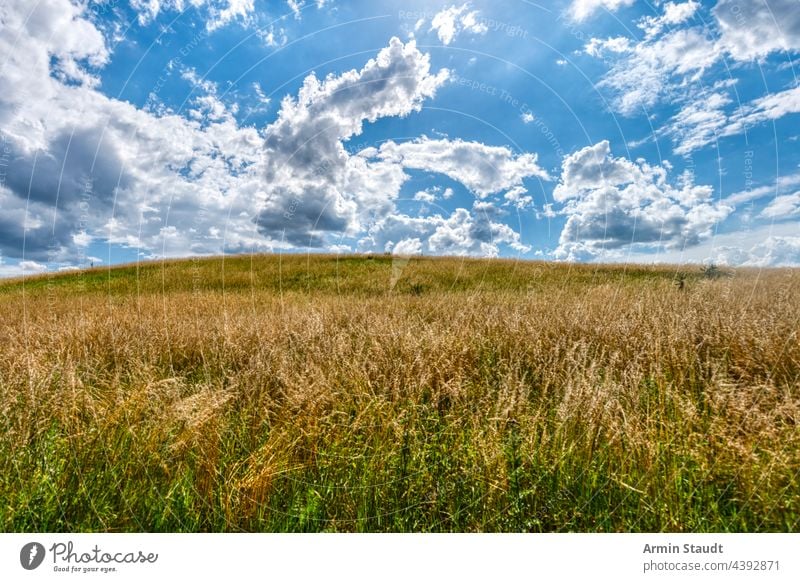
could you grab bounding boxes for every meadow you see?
[0,254,798,532]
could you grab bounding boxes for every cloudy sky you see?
[1,0,798,276]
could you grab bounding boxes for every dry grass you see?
[0,254,798,531]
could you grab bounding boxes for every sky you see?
[0,0,799,276]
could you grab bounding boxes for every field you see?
[0,254,798,532]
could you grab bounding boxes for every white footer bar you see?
[1,533,797,581]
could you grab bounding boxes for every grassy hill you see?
[0,254,798,531]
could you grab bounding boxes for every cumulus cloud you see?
[624,221,800,266]
[0,0,547,269]
[743,236,800,266]
[427,3,488,45]
[413,190,437,203]
[553,141,732,260]
[254,37,449,246]
[0,0,108,99]
[359,206,529,257]
[714,236,800,267]
[553,140,637,200]
[374,137,549,198]
[503,186,534,209]
[0,1,548,270]
[1,0,275,263]
[714,0,800,61]
[391,237,424,255]
[19,260,48,273]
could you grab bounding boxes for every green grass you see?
[0,253,699,296]
[0,254,797,532]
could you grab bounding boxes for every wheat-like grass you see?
[0,255,797,531]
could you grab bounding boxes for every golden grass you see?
[0,254,798,531]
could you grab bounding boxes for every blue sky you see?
[1,0,799,276]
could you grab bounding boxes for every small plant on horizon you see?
[701,263,728,280]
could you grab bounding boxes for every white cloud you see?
[359,207,528,257]
[0,2,299,261]
[724,85,800,135]
[73,232,92,248]
[587,1,800,119]
[591,27,720,116]
[723,172,800,211]
[287,0,302,18]
[740,236,800,266]
[623,221,800,266]
[19,260,48,273]
[662,90,732,155]
[0,1,544,270]
[181,68,218,95]
[0,0,108,94]
[710,234,800,267]
[714,0,800,61]
[504,186,533,209]
[392,238,423,255]
[254,37,450,246]
[638,1,700,38]
[179,67,241,123]
[429,3,488,45]
[553,141,732,260]
[129,0,255,30]
[207,0,255,31]
[661,1,700,24]
[584,36,631,58]
[761,191,800,218]
[568,0,635,22]
[328,243,352,254]
[553,140,637,202]
[258,25,288,47]
[664,85,800,154]
[243,82,273,117]
[0,261,40,278]
[375,137,549,198]
[129,0,175,24]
